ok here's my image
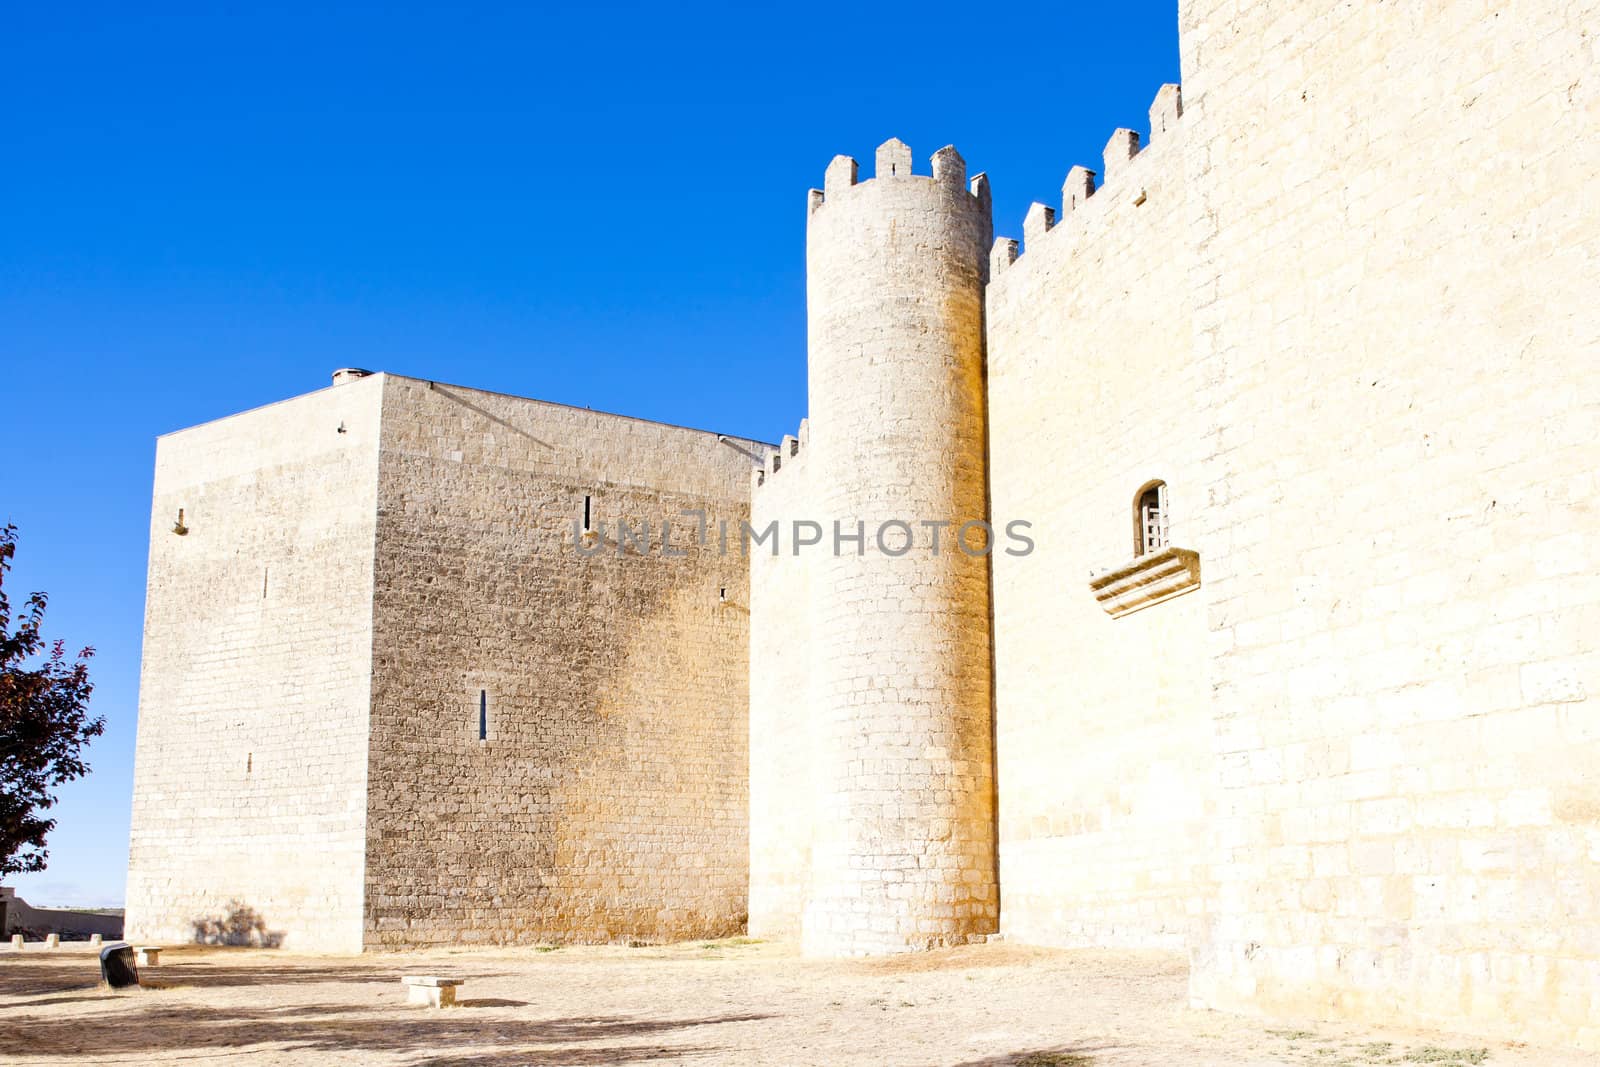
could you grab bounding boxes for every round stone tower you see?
[801,138,997,955]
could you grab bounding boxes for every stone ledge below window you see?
[1090,547,1201,619]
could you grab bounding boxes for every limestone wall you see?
[2,888,124,939]
[747,427,815,939]
[986,86,1216,951]
[799,141,998,955]
[362,376,764,947]
[126,377,382,953]
[1176,0,1600,1047]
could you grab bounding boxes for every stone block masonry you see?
[987,79,1215,957]
[804,143,998,955]
[127,377,383,952]
[128,371,770,950]
[977,0,1600,1049]
[1174,0,1600,1047]
[747,423,814,940]
[749,141,999,956]
[363,377,766,947]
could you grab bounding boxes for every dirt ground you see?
[1,939,1595,1067]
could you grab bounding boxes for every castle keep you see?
[129,0,1600,1051]
[129,379,762,951]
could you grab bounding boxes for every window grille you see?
[1136,482,1168,556]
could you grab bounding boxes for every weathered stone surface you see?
[752,146,998,955]
[362,378,760,949]
[980,0,1600,1050]
[127,374,766,951]
[127,380,384,953]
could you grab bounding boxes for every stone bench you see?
[402,975,462,1008]
[135,946,162,966]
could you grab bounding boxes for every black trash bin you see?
[99,941,139,989]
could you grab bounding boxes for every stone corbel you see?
[1090,547,1201,618]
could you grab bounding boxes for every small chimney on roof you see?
[332,367,374,386]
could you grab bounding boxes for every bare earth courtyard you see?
[2,941,1596,1067]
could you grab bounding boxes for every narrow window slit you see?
[478,690,488,741]
[582,495,592,533]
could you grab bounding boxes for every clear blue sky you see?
[1,2,1179,906]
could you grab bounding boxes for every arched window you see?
[1134,480,1168,556]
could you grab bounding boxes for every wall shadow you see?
[190,902,285,948]
[948,1043,1121,1067]
[0,958,438,1004]
[0,1003,769,1063]
[431,385,557,450]
[155,961,413,988]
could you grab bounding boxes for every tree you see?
[0,524,102,877]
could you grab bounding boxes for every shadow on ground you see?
[0,957,425,1002]
[0,952,770,1063]
[949,1044,1121,1066]
[0,994,767,1064]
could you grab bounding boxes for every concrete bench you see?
[135,946,162,966]
[402,975,462,1008]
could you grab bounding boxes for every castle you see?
[127,0,1600,1051]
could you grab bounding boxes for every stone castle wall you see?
[2,887,124,939]
[984,0,1600,1048]
[793,143,998,955]
[362,375,764,947]
[986,85,1217,952]
[126,378,383,953]
[1175,0,1600,1046]
[747,428,815,940]
[128,371,766,950]
[127,1,1600,1046]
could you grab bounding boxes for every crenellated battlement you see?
[751,418,808,492]
[990,84,1183,278]
[807,139,991,218]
